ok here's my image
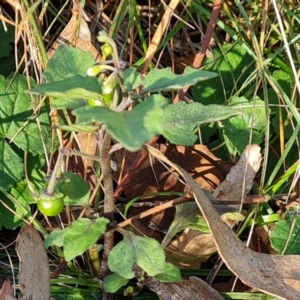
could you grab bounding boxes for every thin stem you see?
[46,149,63,195]
[99,130,115,300]
[100,132,114,220]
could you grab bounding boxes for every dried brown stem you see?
[99,131,114,300]
[173,0,223,103]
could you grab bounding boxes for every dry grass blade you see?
[142,0,181,73]
[146,145,300,299]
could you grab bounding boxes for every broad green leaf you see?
[161,202,209,249]
[222,96,266,155]
[161,102,241,145]
[28,166,46,192]
[270,213,300,255]
[107,238,136,279]
[0,23,14,76]
[141,67,217,93]
[0,139,23,189]
[74,94,169,151]
[133,234,165,276]
[0,74,52,155]
[154,262,181,283]
[11,181,36,204]
[103,273,129,293]
[0,22,14,58]
[108,232,166,278]
[192,43,255,104]
[0,193,30,230]
[28,75,103,104]
[63,218,109,261]
[45,46,96,80]
[74,96,240,151]
[62,171,90,206]
[122,68,143,91]
[44,229,66,248]
[43,46,96,108]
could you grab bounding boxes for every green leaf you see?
[122,68,143,91]
[133,234,165,276]
[43,46,96,108]
[63,218,109,261]
[0,139,23,189]
[28,75,103,104]
[0,193,30,230]
[62,171,90,206]
[0,23,14,58]
[108,239,136,279]
[161,202,209,249]
[44,229,66,248]
[141,67,217,93]
[11,181,36,204]
[154,262,181,283]
[222,96,266,155]
[0,74,52,155]
[74,96,240,151]
[270,213,300,255]
[103,273,129,293]
[74,94,169,151]
[0,23,14,77]
[192,43,255,104]
[161,102,241,145]
[108,232,166,278]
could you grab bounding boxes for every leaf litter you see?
[147,144,300,299]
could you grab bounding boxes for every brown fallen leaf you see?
[166,228,216,269]
[114,144,224,199]
[145,276,223,300]
[146,144,300,299]
[16,224,50,300]
[114,144,224,238]
[213,144,262,200]
[0,279,17,300]
[47,2,100,61]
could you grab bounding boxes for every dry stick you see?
[173,0,223,103]
[118,196,189,228]
[117,195,266,228]
[99,131,114,300]
[113,0,223,200]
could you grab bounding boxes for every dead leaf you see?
[213,144,262,200]
[145,276,223,300]
[47,3,100,61]
[115,144,225,238]
[166,228,216,269]
[16,224,50,300]
[0,279,17,300]
[146,144,300,299]
[114,144,225,199]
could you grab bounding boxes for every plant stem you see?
[46,149,63,195]
[99,131,114,220]
[99,130,114,300]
